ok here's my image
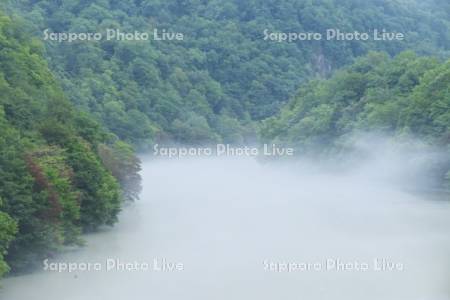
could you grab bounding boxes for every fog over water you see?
[2,152,450,300]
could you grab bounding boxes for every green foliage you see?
[98,141,142,201]
[25,147,81,244]
[400,61,450,141]
[0,0,448,278]
[5,0,449,145]
[0,198,17,278]
[0,13,137,276]
[261,51,450,186]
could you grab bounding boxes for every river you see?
[2,157,450,300]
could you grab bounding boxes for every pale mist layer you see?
[2,143,450,300]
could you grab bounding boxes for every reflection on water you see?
[2,157,450,300]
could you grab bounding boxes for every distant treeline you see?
[260,51,450,189]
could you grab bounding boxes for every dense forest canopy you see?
[260,51,450,188]
[3,0,449,145]
[0,13,140,276]
[0,0,448,279]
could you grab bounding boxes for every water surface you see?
[2,157,450,300]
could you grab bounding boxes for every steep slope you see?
[0,14,138,276]
[4,0,449,145]
[261,51,450,188]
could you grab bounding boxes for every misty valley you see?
[2,156,450,299]
[0,0,449,299]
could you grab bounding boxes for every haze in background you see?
[2,150,450,300]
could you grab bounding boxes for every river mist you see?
[2,152,450,300]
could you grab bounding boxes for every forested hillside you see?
[0,14,140,276]
[4,0,449,145]
[0,0,449,280]
[260,51,450,188]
